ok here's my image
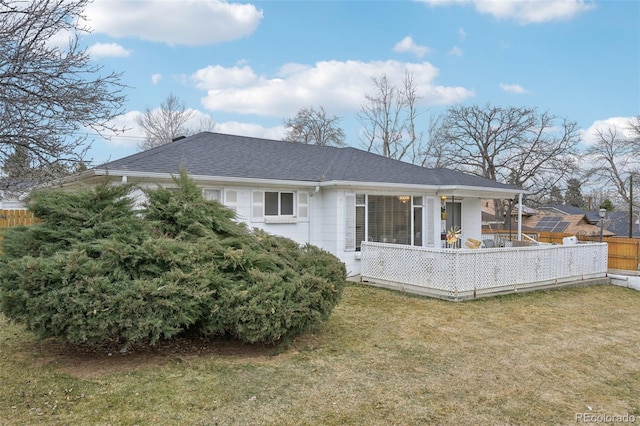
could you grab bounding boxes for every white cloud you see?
[192,60,474,117]
[581,117,637,146]
[46,28,75,50]
[87,42,132,59]
[449,46,464,57]
[393,36,431,58]
[458,27,467,41]
[499,83,529,94]
[151,74,163,85]
[191,65,260,90]
[96,109,220,149]
[419,0,595,24]
[96,110,284,150]
[216,122,286,140]
[85,0,263,46]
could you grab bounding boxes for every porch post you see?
[517,193,523,241]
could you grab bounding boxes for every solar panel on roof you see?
[533,218,570,232]
[538,216,561,223]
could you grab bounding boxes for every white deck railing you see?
[360,242,608,300]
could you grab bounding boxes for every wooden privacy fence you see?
[0,209,38,228]
[482,230,640,273]
[0,209,39,249]
[537,232,640,273]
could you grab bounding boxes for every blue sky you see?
[77,0,640,164]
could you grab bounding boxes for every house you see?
[481,202,617,239]
[481,201,537,234]
[535,204,616,237]
[0,181,30,209]
[0,191,25,209]
[524,213,614,238]
[60,132,526,276]
[538,204,604,224]
[601,211,640,238]
[537,204,640,238]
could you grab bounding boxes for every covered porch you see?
[360,241,608,301]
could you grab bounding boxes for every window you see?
[224,190,238,212]
[368,195,412,245]
[252,190,305,223]
[355,194,366,251]
[203,189,221,202]
[265,191,294,216]
[413,197,423,247]
[346,193,433,251]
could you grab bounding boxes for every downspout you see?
[517,193,523,241]
[308,185,320,245]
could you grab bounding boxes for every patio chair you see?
[464,237,482,249]
[482,239,496,248]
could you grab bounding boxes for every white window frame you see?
[346,193,432,250]
[251,190,298,223]
[202,188,222,202]
[224,189,238,212]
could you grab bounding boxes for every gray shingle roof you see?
[539,204,602,224]
[98,132,520,191]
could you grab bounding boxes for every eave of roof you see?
[68,132,526,197]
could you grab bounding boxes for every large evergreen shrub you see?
[0,172,346,347]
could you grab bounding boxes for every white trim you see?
[297,192,309,221]
[224,189,238,211]
[251,190,264,222]
[83,170,527,198]
[90,170,321,189]
[265,216,298,224]
[345,193,356,251]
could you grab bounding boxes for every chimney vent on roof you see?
[172,136,186,142]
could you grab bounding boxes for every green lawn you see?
[1,283,638,425]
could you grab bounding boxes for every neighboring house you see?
[603,211,640,238]
[0,182,31,209]
[482,202,615,238]
[538,204,603,225]
[481,201,537,234]
[0,191,25,209]
[536,204,619,237]
[59,132,525,276]
[523,213,614,237]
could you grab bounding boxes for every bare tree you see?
[357,71,424,162]
[628,115,640,143]
[283,106,345,147]
[0,0,127,187]
[432,104,580,221]
[194,115,217,133]
[419,114,455,168]
[136,93,196,150]
[435,104,579,191]
[584,117,640,207]
[565,178,586,208]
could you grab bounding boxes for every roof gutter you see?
[66,169,527,198]
[321,180,527,198]
[90,169,322,189]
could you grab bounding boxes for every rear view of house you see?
[62,132,525,275]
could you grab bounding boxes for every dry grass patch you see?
[1,283,638,425]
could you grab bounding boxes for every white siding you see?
[96,177,490,278]
[425,196,435,247]
[461,198,482,243]
[344,193,356,251]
